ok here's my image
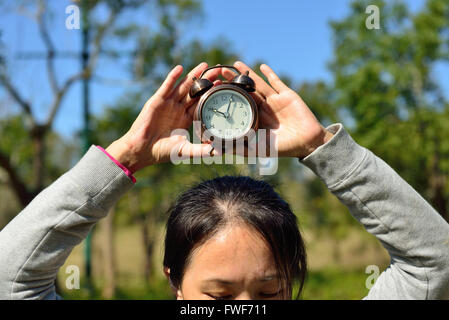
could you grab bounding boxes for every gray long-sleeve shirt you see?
[0,124,448,299]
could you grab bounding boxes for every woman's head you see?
[163,176,307,300]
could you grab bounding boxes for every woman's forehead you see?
[185,224,277,280]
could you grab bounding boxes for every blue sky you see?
[1,0,447,140]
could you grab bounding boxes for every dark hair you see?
[163,176,307,299]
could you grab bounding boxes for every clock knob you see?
[231,71,255,92]
[189,77,213,98]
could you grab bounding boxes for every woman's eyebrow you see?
[202,274,278,285]
[259,274,278,282]
[202,278,235,285]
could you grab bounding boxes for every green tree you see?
[329,0,449,220]
[0,0,201,207]
[90,39,242,289]
[0,0,208,298]
[0,115,77,228]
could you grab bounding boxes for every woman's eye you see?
[259,290,282,298]
[207,293,233,300]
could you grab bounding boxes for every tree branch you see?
[37,0,58,94]
[0,3,123,206]
[0,149,34,206]
[45,72,84,126]
[88,8,119,72]
[44,6,120,128]
[0,72,35,124]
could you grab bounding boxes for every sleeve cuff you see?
[96,145,137,183]
[301,123,367,189]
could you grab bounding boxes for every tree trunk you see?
[142,214,156,284]
[102,207,117,299]
[429,152,448,222]
[0,151,36,207]
[429,175,448,222]
[31,124,47,192]
[332,238,342,265]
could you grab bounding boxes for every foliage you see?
[329,0,449,220]
[58,267,373,300]
[2,0,449,299]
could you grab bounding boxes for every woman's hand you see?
[222,61,334,159]
[106,62,220,172]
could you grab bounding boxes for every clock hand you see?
[213,109,226,117]
[230,101,237,119]
[225,96,233,118]
[227,102,235,124]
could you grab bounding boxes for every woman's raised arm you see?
[0,63,219,299]
[223,61,449,299]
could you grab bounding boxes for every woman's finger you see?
[180,67,221,107]
[173,62,208,102]
[221,66,271,103]
[260,64,290,94]
[221,67,274,126]
[234,61,276,98]
[217,65,267,108]
[202,66,222,82]
[185,79,223,119]
[155,65,184,98]
[212,79,223,87]
[179,141,218,159]
[221,67,235,81]
[249,90,265,107]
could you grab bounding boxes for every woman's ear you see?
[163,266,170,279]
[164,267,183,300]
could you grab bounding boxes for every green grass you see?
[60,275,173,300]
[301,268,370,300]
[58,223,386,300]
[60,268,370,300]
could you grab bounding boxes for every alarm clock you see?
[189,65,259,143]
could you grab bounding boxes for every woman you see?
[163,175,307,300]
[0,61,448,300]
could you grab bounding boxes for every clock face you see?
[201,89,253,140]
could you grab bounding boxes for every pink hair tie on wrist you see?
[96,146,137,183]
